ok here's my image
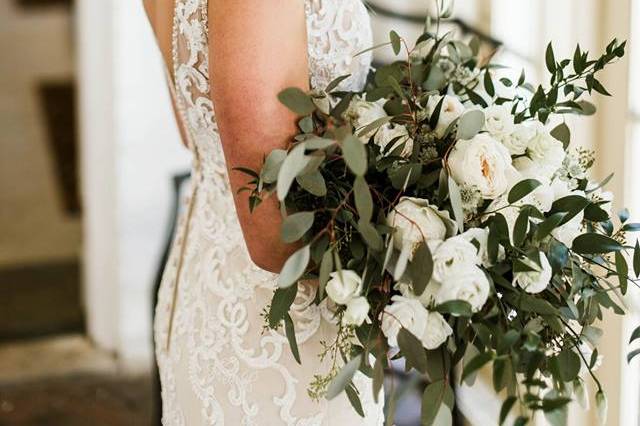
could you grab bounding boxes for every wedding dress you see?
[153,0,384,424]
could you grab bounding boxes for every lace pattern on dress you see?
[154,1,381,424]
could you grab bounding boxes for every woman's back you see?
[146,0,382,424]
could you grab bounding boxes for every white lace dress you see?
[153,1,384,424]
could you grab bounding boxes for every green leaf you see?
[508,179,542,204]
[281,212,315,243]
[535,212,566,242]
[576,100,597,115]
[358,221,383,251]
[305,137,335,150]
[326,354,362,400]
[398,328,429,373]
[615,251,629,294]
[596,390,608,425]
[513,209,530,247]
[277,144,310,201]
[372,357,384,403]
[278,245,310,288]
[277,87,316,115]
[268,283,298,328]
[356,116,393,139]
[261,149,287,183]
[284,313,301,364]
[421,380,448,426]
[572,233,623,254]
[629,324,640,344]
[448,176,464,232]
[484,71,495,97]
[550,122,571,149]
[325,74,351,93]
[354,176,373,223]
[429,96,446,130]
[296,171,327,196]
[456,109,485,140]
[342,135,368,176]
[408,242,433,295]
[546,42,557,73]
[345,384,365,417]
[634,240,640,276]
[435,300,473,317]
[318,249,333,299]
[461,351,493,382]
[499,396,517,425]
[557,348,581,382]
[390,30,401,55]
[628,348,640,363]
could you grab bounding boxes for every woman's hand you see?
[208,0,309,272]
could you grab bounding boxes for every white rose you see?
[326,270,362,305]
[436,266,490,312]
[427,95,465,137]
[513,252,552,294]
[483,104,515,137]
[422,311,454,350]
[432,236,479,282]
[501,122,536,156]
[346,96,388,141]
[380,295,452,349]
[374,124,414,157]
[526,126,566,173]
[460,227,504,267]
[387,197,457,256]
[342,296,370,326]
[448,133,518,199]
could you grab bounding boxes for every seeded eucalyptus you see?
[237,5,637,425]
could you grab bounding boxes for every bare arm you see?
[208,0,309,272]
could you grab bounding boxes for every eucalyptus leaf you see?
[318,249,333,299]
[278,245,310,288]
[342,135,368,176]
[326,354,362,400]
[550,122,571,149]
[448,176,464,233]
[281,212,315,243]
[284,313,301,364]
[297,171,327,196]
[268,283,298,328]
[398,328,428,373]
[408,242,433,295]
[277,144,310,201]
[261,149,287,184]
[461,351,493,382]
[456,109,485,140]
[372,357,384,403]
[421,380,448,426]
[278,87,316,115]
[390,30,401,55]
[354,176,374,223]
[615,251,629,294]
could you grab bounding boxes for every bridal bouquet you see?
[240,9,637,425]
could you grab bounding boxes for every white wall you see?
[77,0,190,369]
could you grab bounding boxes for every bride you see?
[143,0,384,424]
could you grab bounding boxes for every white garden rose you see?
[422,311,454,350]
[483,104,515,137]
[426,95,465,137]
[387,197,457,256]
[526,126,566,173]
[436,266,490,312]
[501,122,536,156]
[342,296,370,326]
[380,295,452,349]
[395,279,439,307]
[374,124,414,157]
[346,96,388,141]
[513,252,552,294]
[431,235,479,282]
[325,270,362,305]
[448,133,518,199]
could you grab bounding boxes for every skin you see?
[144,0,308,272]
